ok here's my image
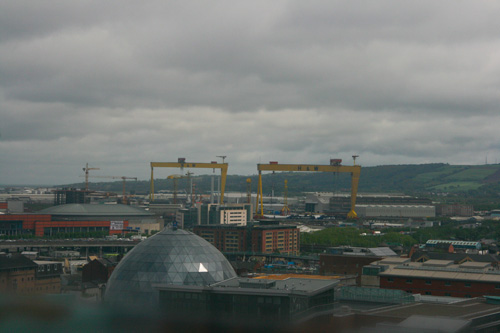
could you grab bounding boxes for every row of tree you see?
[300,220,500,251]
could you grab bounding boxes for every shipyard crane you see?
[83,175,137,203]
[150,158,228,203]
[255,158,361,219]
[82,163,100,191]
[281,179,290,216]
[167,173,192,204]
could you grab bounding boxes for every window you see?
[425,292,432,295]
[495,284,500,290]
[444,293,451,296]
[445,281,451,286]
[406,279,413,284]
[387,277,394,282]
[465,282,471,287]
[425,280,432,285]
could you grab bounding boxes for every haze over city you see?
[2,1,500,185]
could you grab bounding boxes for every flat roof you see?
[252,274,342,281]
[377,257,411,265]
[380,265,500,283]
[366,297,500,320]
[156,276,338,297]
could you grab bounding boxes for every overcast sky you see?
[1,1,500,185]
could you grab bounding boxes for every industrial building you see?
[193,222,300,255]
[362,257,500,298]
[436,204,474,217]
[356,204,435,218]
[305,192,435,218]
[424,239,482,251]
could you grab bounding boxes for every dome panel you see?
[104,228,236,308]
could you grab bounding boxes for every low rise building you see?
[0,254,62,295]
[0,253,37,294]
[82,257,116,284]
[363,257,500,298]
[320,247,397,285]
[34,260,63,294]
[193,223,300,255]
[157,276,339,322]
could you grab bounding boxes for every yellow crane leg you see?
[150,166,154,202]
[347,170,361,219]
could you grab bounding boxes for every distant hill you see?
[61,163,500,199]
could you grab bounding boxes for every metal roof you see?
[368,247,398,257]
[380,264,500,283]
[39,204,154,216]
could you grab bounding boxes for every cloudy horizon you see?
[2,1,500,185]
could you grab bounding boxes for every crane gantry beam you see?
[150,159,228,203]
[256,160,361,219]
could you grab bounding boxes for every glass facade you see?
[104,228,237,308]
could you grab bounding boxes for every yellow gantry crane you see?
[150,158,229,204]
[256,158,361,219]
[281,179,290,216]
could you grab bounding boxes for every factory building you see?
[355,204,436,218]
[436,204,474,217]
[305,193,435,218]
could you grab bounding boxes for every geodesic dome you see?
[104,228,236,308]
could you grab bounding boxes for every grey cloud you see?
[2,1,500,184]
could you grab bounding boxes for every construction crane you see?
[281,179,290,216]
[255,158,361,219]
[150,158,228,203]
[84,175,137,203]
[167,173,192,204]
[82,163,100,191]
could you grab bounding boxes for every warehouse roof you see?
[379,262,500,283]
[0,253,37,271]
[39,204,154,217]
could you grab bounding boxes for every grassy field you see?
[430,181,484,192]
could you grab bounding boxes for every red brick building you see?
[320,254,383,285]
[193,223,300,255]
[376,259,500,298]
[0,254,62,295]
[0,254,37,294]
